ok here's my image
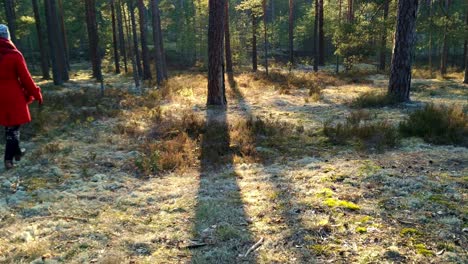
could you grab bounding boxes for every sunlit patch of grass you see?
[323,198,360,210]
[414,243,434,256]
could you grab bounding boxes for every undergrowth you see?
[351,91,400,108]
[399,103,467,146]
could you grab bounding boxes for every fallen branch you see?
[242,237,264,257]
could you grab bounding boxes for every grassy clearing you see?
[0,69,467,263]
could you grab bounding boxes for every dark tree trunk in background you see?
[151,0,167,85]
[347,0,354,23]
[156,3,168,80]
[32,0,50,79]
[84,0,102,81]
[379,0,389,71]
[128,1,143,79]
[4,0,17,43]
[44,0,69,85]
[428,0,433,78]
[138,0,152,80]
[57,0,70,70]
[336,0,342,73]
[117,0,128,73]
[207,0,226,106]
[313,0,318,72]
[252,13,258,72]
[111,0,121,74]
[289,0,294,70]
[388,0,419,102]
[318,0,324,65]
[262,0,268,75]
[440,0,449,76]
[224,0,234,82]
[123,0,140,89]
[464,6,468,84]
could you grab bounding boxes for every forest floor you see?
[0,67,467,264]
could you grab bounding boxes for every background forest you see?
[0,0,467,263]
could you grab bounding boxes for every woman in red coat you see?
[0,24,43,170]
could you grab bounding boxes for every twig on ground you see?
[33,215,89,222]
[242,237,264,257]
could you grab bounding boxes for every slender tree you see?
[289,0,294,70]
[44,0,69,84]
[137,0,152,80]
[151,0,167,85]
[335,0,342,73]
[347,0,354,23]
[428,0,433,78]
[313,0,318,72]
[224,0,234,82]
[123,0,140,89]
[4,0,16,43]
[156,1,168,79]
[111,0,121,74]
[440,0,450,76]
[117,0,128,73]
[464,5,468,84]
[32,0,50,79]
[252,13,258,72]
[85,0,103,82]
[128,1,143,79]
[207,0,226,106]
[379,0,389,71]
[318,0,324,65]
[262,0,268,75]
[388,0,419,102]
[57,0,70,70]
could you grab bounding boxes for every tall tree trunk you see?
[252,13,258,72]
[4,0,17,43]
[117,0,128,73]
[57,0,70,70]
[128,1,143,79]
[32,0,50,79]
[318,0,324,65]
[84,0,102,82]
[440,0,449,76]
[388,0,419,102]
[262,0,268,75]
[123,0,140,89]
[207,0,226,106]
[464,5,468,84]
[224,0,234,82]
[156,6,168,79]
[347,0,354,23]
[44,0,69,85]
[138,0,152,80]
[111,0,121,74]
[428,0,433,78]
[379,0,389,71]
[289,0,294,70]
[336,0,342,73]
[151,0,167,85]
[313,0,318,72]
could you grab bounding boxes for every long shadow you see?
[191,107,258,263]
[230,82,323,262]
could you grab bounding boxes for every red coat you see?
[0,38,42,127]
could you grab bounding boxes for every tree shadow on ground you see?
[191,107,258,263]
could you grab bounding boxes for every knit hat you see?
[0,24,11,40]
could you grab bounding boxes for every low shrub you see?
[324,110,399,150]
[399,104,467,146]
[350,91,400,108]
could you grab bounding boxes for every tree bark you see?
[313,0,318,72]
[117,0,128,73]
[57,0,70,70]
[156,6,168,80]
[347,0,354,23]
[32,0,50,79]
[318,0,324,65]
[151,0,167,85]
[262,0,268,75]
[252,13,258,72]
[123,0,140,89]
[428,0,433,78]
[84,0,102,81]
[440,0,449,76]
[224,0,233,81]
[379,0,389,71]
[128,1,143,79]
[4,0,17,43]
[207,0,226,106]
[289,0,294,70]
[388,0,419,102]
[111,0,121,74]
[138,0,152,80]
[44,0,69,84]
[464,5,468,84]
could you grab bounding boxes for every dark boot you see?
[4,160,14,170]
[14,148,26,162]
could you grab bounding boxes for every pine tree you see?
[207,0,226,106]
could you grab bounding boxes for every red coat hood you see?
[0,38,17,59]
